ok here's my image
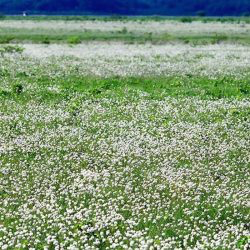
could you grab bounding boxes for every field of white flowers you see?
[0,20,250,249]
[1,18,250,44]
[3,43,250,78]
[1,20,250,36]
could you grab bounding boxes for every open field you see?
[0,18,250,249]
[1,18,250,44]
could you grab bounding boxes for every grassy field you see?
[0,19,250,249]
[1,17,250,44]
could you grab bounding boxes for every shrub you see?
[0,36,14,44]
[67,36,81,45]
[12,84,23,94]
[0,89,9,96]
[0,45,24,55]
[180,17,193,23]
[41,37,50,44]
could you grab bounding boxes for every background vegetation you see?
[0,0,250,16]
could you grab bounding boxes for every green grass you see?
[1,28,250,44]
[2,75,249,100]
[1,15,250,44]
[1,71,250,248]
[2,15,250,23]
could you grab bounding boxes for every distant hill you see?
[0,0,250,16]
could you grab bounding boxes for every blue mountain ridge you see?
[0,0,250,16]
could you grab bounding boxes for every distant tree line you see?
[0,0,250,16]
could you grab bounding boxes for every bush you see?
[67,36,81,45]
[180,17,193,23]
[0,89,9,96]
[12,84,23,94]
[41,37,50,44]
[0,36,14,44]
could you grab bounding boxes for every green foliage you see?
[180,17,193,23]
[41,36,50,44]
[236,236,249,249]
[12,83,24,94]
[67,36,81,44]
[11,75,250,100]
[0,89,10,97]
[0,36,14,44]
[1,15,250,24]
[0,45,24,55]
[1,27,250,45]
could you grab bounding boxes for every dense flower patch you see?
[0,43,249,249]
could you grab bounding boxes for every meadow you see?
[1,17,250,44]
[0,18,250,249]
